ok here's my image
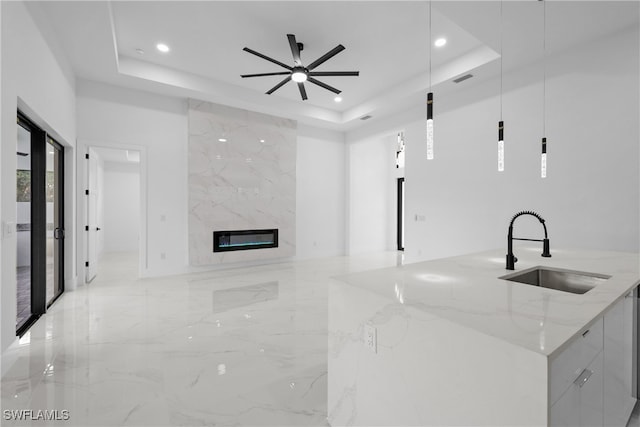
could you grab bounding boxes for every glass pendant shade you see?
[541,137,547,178]
[427,92,434,160]
[498,121,504,172]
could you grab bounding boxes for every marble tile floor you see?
[1,251,402,426]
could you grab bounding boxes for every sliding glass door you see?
[16,112,65,335]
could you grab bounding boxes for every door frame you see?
[397,177,405,251]
[78,141,148,282]
[85,147,99,283]
[47,136,65,308]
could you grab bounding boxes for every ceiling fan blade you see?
[297,82,308,100]
[241,72,291,78]
[243,47,292,70]
[287,34,302,66]
[307,77,341,95]
[307,45,345,70]
[308,71,359,77]
[266,76,292,95]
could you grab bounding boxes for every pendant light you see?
[541,137,547,178]
[426,1,434,160]
[497,1,505,172]
[540,0,547,178]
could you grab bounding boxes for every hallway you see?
[1,252,400,426]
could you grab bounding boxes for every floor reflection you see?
[1,251,400,426]
[212,281,279,313]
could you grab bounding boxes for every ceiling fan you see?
[241,34,359,101]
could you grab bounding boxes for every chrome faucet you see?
[506,210,551,270]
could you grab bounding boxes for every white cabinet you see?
[550,319,604,426]
[550,291,637,427]
[603,292,636,426]
[550,350,603,427]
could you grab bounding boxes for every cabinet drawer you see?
[550,318,603,405]
[550,350,604,427]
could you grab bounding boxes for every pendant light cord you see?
[542,0,546,137]
[429,1,432,90]
[500,1,503,121]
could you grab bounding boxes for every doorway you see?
[17,112,65,335]
[85,147,141,282]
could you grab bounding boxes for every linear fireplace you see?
[213,229,278,252]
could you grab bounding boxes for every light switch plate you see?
[2,221,16,239]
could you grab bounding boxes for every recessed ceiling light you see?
[156,43,170,53]
[334,96,342,103]
[218,138,227,142]
[259,139,265,143]
[434,38,447,48]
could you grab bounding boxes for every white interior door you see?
[86,148,98,282]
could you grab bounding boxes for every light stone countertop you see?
[335,247,640,357]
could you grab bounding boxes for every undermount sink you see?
[499,266,611,294]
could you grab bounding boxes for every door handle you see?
[96,227,101,231]
[54,228,65,239]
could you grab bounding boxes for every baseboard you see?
[64,275,78,291]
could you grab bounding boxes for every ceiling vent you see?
[453,74,473,84]
[360,115,373,121]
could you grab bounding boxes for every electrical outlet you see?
[364,324,377,353]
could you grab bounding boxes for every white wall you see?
[77,80,348,275]
[1,1,76,354]
[296,125,346,259]
[76,80,187,277]
[346,133,399,254]
[103,162,140,253]
[399,26,639,264]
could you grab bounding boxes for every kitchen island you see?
[327,248,639,426]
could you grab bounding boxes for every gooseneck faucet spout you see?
[506,210,551,270]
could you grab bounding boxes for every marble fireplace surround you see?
[188,100,296,265]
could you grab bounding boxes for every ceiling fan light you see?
[291,71,307,83]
